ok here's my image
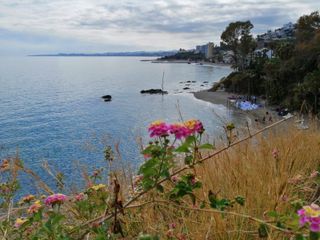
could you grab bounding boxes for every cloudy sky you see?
[0,0,319,55]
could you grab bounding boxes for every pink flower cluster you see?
[148,121,170,138]
[45,193,67,206]
[298,204,320,232]
[148,120,204,139]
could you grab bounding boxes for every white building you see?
[195,42,215,59]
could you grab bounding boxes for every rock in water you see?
[140,89,168,94]
[101,95,112,101]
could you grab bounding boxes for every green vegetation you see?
[214,11,320,114]
[160,50,205,61]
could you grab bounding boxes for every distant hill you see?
[29,51,178,57]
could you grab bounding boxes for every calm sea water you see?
[0,56,236,192]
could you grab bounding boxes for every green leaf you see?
[184,155,193,165]
[156,184,164,193]
[200,201,206,209]
[192,181,202,189]
[310,232,319,240]
[295,234,306,240]
[258,224,269,238]
[199,143,214,150]
[175,144,190,153]
[185,136,196,145]
[234,196,245,206]
[276,221,285,229]
[267,211,278,218]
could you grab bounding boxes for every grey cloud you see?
[0,0,319,54]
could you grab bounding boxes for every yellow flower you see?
[184,119,197,130]
[304,205,320,217]
[14,218,27,228]
[151,120,164,126]
[90,184,106,191]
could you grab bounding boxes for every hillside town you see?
[163,22,296,64]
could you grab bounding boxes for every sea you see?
[0,56,238,193]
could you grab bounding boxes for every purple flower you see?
[298,209,306,216]
[310,223,320,232]
[299,216,308,226]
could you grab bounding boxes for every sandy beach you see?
[194,90,280,129]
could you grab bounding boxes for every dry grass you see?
[123,120,320,239]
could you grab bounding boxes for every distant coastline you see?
[28,50,177,57]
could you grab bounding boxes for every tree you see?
[221,21,256,70]
[296,11,320,43]
[303,70,320,113]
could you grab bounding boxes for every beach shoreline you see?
[150,59,232,67]
[193,90,280,128]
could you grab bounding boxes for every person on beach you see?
[269,115,273,122]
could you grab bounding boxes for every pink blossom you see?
[45,193,67,206]
[169,223,177,229]
[169,123,191,139]
[310,171,319,178]
[75,193,85,202]
[27,200,42,214]
[190,177,197,185]
[171,176,178,183]
[272,148,279,158]
[148,121,169,138]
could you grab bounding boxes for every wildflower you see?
[148,120,169,138]
[169,223,177,229]
[177,233,187,240]
[272,148,279,159]
[21,194,35,204]
[75,193,85,202]
[184,119,204,134]
[14,218,27,228]
[27,200,42,214]
[169,123,191,139]
[310,171,319,178]
[45,193,67,206]
[171,176,178,183]
[288,174,303,184]
[190,177,198,185]
[298,204,320,232]
[90,184,106,191]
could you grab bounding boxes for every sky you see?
[0,0,319,55]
